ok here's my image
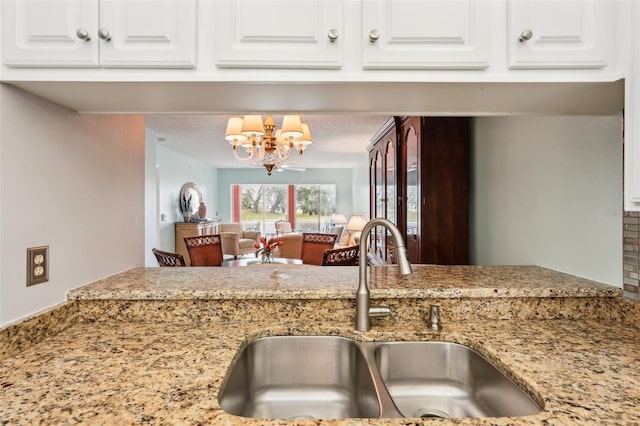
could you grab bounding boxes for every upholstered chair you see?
[274,220,293,237]
[219,223,261,259]
[321,245,359,266]
[273,233,304,259]
[300,233,338,265]
[183,235,224,266]
[152,248,186,267]
[327,225,345,246]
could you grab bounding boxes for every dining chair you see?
[152,248,186,267]
[275,220,293,237]
[321,245,359,266]
[300,233,338,266]
[183,235,224,266]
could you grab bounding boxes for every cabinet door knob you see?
[327,29,339,43]
[76,29,91,42]
[368,29,380,43]
[518,29,533,42]
[98,28,112,42]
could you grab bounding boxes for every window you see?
[295,184,336,232]
[232,184,336,236]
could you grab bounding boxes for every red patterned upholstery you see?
[152,248,186,267]
[184,235,224,266]
[322,245,359,266]
[301,233,338,265]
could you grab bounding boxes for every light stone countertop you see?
[67,265,621,300]
[1,318,639,425]
[1,264,637,425]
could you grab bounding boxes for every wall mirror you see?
[179,182,202,216]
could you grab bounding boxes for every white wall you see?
[155,143,217,255]
[0,84,145,326]
[471,115,623,286]
[351,164,370,217]
[144,129,159,266]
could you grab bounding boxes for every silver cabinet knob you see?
[76,29,91,42]
[98,28,112,42]
[518,29,533,42]
[368,29,380,43]
[327,29,339,43]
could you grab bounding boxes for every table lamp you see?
[346,214,367,246]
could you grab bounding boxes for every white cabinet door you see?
[2,0,99,67]
[361,0,491,70]
[98,0,196,68]
[507,0,612,69]
[2,0,196,68]
[214,0,343,69]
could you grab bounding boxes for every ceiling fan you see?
[276,164,305,173]
[249,163,306,172]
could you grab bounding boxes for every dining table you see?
[221,257,304,267]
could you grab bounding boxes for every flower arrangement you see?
[255,236,283,263]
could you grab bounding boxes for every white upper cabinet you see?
[2,0,197,68]
[97,0,197,68]
[2,0,100,67]
[361,0,491,70]
[507,0,613,69]
[213,0,344,69]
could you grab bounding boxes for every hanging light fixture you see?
[224,115,313,175]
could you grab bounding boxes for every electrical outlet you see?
[27,246,49,286]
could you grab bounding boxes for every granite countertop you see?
[67,265,621,300]
[1,265,638,425]
[2,318,639,425]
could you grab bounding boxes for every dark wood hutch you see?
[368,116,469,265]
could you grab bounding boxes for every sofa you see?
[219,223,261,259]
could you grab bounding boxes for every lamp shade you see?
[346,214,367,231]
[241,115,265,137]
[333,214,347,224]
[280,115,304,139]
[225,117,247,143]
[296,123,313,146]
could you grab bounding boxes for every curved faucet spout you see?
[356,218,412,331]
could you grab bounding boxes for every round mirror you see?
[179,182,202,216]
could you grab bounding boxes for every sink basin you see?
[218,336,380,419]
[373,342,542,419]
[218,336,542,420]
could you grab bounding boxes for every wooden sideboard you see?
[175,221,220,266]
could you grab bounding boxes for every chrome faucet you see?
[356,218,413,331]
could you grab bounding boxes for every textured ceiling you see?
[145,114,391,169]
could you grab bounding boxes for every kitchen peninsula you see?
[1,265,639,425]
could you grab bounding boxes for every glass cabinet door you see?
[385,141,396,224]
[403,121,420,264]
[374,150,384,220]
[383,141,396,261]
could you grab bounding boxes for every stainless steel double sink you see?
[218,336,542,420]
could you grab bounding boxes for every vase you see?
[198,202,207,219]
[183,212,192,223]
[261,252,273,264]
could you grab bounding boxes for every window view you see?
[295,184,336,232]
[233,184,337,236]
[238,184,288,233]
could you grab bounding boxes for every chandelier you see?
[224,115,313,175]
